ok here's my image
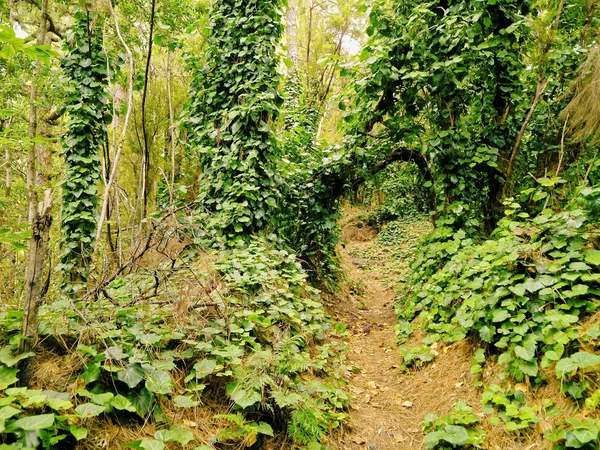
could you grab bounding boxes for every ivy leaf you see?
[162,426,194,445]
[0,346,34,367]
[81,361,101,384]
[583,249,600,266]
[110,395,136,412]
[0,366,18,390]
[173,395,199,408]
[0,406,20,421]
[441,425,469,445]
[140,440,165,450]
[478,325,494,343]
[47,397,73,411]
[13,414,55,430]
[75,403,106,417]
[193,359,217,379]
[569,262,590,271]
[524,278,544,293]
[229,388,261,409]
[145,370,173,395]
[492,309,510,322]
[570,352,600,369]
[116,364,145,389]
[556,358,578,377]
[254,422,273,437]
[508,284,526,297]
[572,428,599,445]
[515,346,534,361]
[70,425,88,441]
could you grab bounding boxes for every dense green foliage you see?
[0,233,348,448]
[184,0,285,240]
[341,0,597,231]
[58,11,110,287]
[1,0,600,448]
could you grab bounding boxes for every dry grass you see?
[562,45,600,143]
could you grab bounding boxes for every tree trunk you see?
[140,0,157,221]
[286,0,299,70]
[19,190,52,386]
[306,1,314,91]
[27,0,49,222]
[167,50,177,203]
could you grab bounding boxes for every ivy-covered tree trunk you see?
[59,10,111,291]
[185,0,284,241]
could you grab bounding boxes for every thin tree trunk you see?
[306,1,314,92]
[27,0,49,223]
[286,0,299,70]
[94,0,135,256]
[19,190,52,386]
[501,0,565,197]
[166,50,176,203]
[140,0,157,219]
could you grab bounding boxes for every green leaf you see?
[524,278,544,293]
[569,262,591,271]
[140,440,165,450]
[70,425,88,441]
[75,403,106,417]
[509,284,526,297]
[229,388,261,409]
[492,309,511,322]
[116,364,145,388]
[570,352,600,369]
[572,427,599,445]
[13,414,55,430]
[145,370,173,395]
[47,398,73,411]
[0,406,20,421]
[81,361,101,384]
[583,249,600,266]
[173,395,199,408]
[165,426,194,445]
[0,366,18,390]
[479,325,494,343]
[254,422,273,437]
[441,425,469,445]
[193,359,217,379]
[556,358,578,377]
[110,395,136,412]
[0,347,34,367]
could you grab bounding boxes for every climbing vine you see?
[59,10,111,288]
[184,0,285,242]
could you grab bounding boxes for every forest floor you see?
[326,207,482,450]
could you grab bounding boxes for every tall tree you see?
[185,0,285,240]
[59,8,111,290]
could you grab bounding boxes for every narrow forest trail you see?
[327,210,481,450]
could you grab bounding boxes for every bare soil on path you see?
[327,214,480,450]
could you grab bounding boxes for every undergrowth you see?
[397,181,600,449]
[0,236,349,449]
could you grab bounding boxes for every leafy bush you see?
[545,418,600,449]
[401,184,600,391]
[362,162,429,227]
[422,401,485,449]
[0,236,348,448]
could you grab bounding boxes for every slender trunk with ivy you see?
[59,10,111,290]
[185,0,284,240]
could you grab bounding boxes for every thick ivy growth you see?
[184,0,285,241]
[58,10,111,287]
[398,183,600,446]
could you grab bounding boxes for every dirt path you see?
[328,214,478,450]
[331,238,422,449]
